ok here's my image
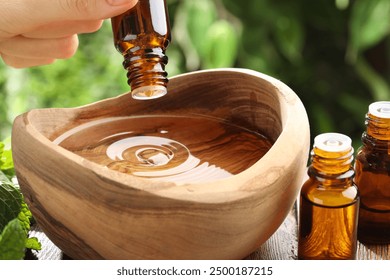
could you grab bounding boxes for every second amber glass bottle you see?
[298,133,359,260]
[111,0,171,99]
[354,101,390,244]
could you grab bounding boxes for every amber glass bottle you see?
[298,133,359,260]
[354,101,390,244]
[111,0,171,99]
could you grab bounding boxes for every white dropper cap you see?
[369,101,390,119]
[313,133,352,152]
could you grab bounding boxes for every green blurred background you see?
[1,0,390,150]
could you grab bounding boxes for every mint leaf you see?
[0,176,22,232]
[18,201,33,234]
[0,218,26,260]
[0,169,10,184]
[0,149,13,171]
[0,138,15,178]
[0,138,42,259]
[26,237,42,251]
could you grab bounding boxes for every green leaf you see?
[0,138,15,178]
[0,170,10,184]
[203,20,239,69]
[0,176,22,232]
[18,201,33,234]
[0,218,26,260]
[0,149,13,171]
[0,140,41,257]
[0,141,13,183]
[348,0,390,62]
[26,237,42,251]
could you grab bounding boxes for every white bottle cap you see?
[313,133,352,152]
[369,101,390,119]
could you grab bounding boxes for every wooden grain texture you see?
[13,68,310,260]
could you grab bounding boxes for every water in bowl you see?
[54,115,272,184]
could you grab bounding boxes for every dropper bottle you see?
[354,101,390,244]
[111,0,171,99]
[298,133,360,260]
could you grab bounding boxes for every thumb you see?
[0,0,138,36]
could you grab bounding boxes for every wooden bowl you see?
[12,68,310,259]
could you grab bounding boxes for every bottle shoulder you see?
[355,146,390,172]
[301,177,359,207]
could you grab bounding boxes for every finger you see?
[0,35,79,60]
[1,54,56,69]
[23,20,104,39]
[0,0,138,37]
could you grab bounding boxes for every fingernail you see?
[107,0,134,6]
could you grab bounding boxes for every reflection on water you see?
[54,115,272,184]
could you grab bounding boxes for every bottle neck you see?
[309,146,355,185]
[366,113,390,140]
[123,46,169,99]
[362,113,390,151]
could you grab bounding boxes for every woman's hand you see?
[0,0,138,68]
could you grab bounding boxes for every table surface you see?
[27,200,389,260]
